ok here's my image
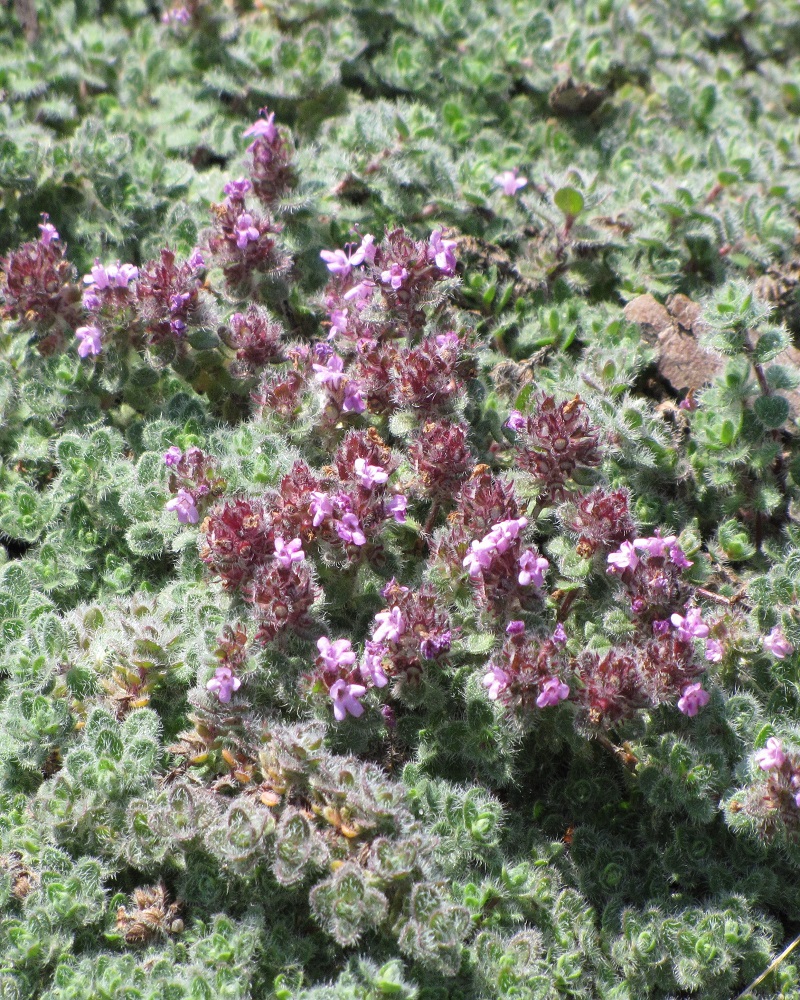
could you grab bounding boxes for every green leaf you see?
[754,394,789,429]
[752,329,789,363]
[554,187,584,219]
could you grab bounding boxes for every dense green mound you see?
[4,1,800,997]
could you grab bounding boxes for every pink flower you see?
[243,112,277,141]
[354,457,388,488]
[317,636,357,672]
[274,537,304,568]
[653,619,671,636]
[163,446,183,466]
[373,607,405,644]
[764,626,794,659]
[493,168,528,196]
[38,222,59,245]
[115,263,138,287]
[463,538,496,579]
[224,177,252,199]
[362,643,388,687]
[84,261,111,290]
[435,331,460,349]
[84,260,138,290]
[309,491,335,527]
[483,665,510,701]
[385,495,407,523]
[75,325,103,358]
[82,288,100,310]
[313,353,345,389]
[679,395,699,411]
[329,309,348,338]
[356,233,376,263]
[755,737,786,771]
[342,382,366,413]
[518,551,549,588]
[381,263,408,289]
[336,513,366,546]
[670,608,709,642]
[169,292,191,313]
[705,639,724,663]
[536,677,570,708]
[506,620,525,635]
[320,240,368,276]
[420,630,451,659]
[166,489,199,525]
[633,532,676,558]
[553,623,567,644]
[330,678,366,721]
[487,517,528,553]
[506,410,526,432]
[207,665,241,703]
[429,229,457,275]
[234,214,260,249]
[343,280,376,305]
[607,541,639,573]
[677,682,710,717]
[669,544,693,569]
[188,248,205,269]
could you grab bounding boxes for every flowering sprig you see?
[562,487,635,558]
[226,304,285,378]
[512,394,602,505]
[408,421,474,502]
[205,188,289,293]
[135,247,205,349]
[165,447,225,528]
[0,217,82,353]
[360,580,452,695]
[320,226,458,345]
[242,108,297,206]
[605,532,696,629]
[484,627,707,728]
[310,636,375,721]
[733,738,800,839]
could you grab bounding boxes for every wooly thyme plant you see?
[5,1,800,998]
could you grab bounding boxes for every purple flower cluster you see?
[164,446,226,527]
[367,579,452,689]
[562,487,636,557]
[408,420,474,503]
[462,517,549,594]
[320,226,458,346]
[604,530,696,633]
[307,578,452,721]
[226,304,285,378]
[738,737,800,839]
[312,636,369,721]
[136,248,205,350]
[242,109,297,206]
[74,246,207,359]
[509,394,603,505]
[484,626,708,727]
[199,489,320,646]
[204,175,289,294]
[0,217,82,354]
